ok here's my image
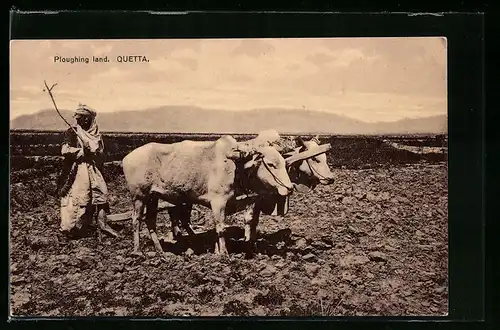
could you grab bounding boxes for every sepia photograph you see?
[9,37,448,317]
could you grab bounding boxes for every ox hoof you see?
[160,254,172,263]
[243,240,256,258]
[215,247,229,256]
[162,237,178,245]
[244,239,256,249]
[104,229,121,239]
[131,251,146,259]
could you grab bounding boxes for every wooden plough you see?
[106,201,175,222]
[106,194,260,222]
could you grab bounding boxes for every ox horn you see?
[311,135,321,144]
[295,136,306,148]
[285,143,331,166]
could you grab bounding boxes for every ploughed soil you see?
[10,162,448,317]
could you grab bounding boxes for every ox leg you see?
[244,204,260,254]
[131,199,145,258]
[167,207,183,242]
[249,209,261,243]
[145,196,168,260]
[180,204,196,237]
[243,206,254,242]
[211,198,229,255]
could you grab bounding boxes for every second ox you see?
[121,135,294,260]
[240,132,335,246]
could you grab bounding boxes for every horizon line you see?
[10,104,448,123]
[9,128,448,136]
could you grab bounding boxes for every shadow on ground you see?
[159,227,294,257]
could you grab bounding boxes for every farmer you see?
[57,104,120,241]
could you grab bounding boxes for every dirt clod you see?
[341,255,370,267]
[304,264,321,277]
[368,251,388,262]
[302,253,317,261]
[260,265,278,277]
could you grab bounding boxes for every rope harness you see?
[306,158,331,181]
[262,160,292,192]
[234,155,293,199]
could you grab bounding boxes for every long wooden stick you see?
[43,80,86,145]
[44,81,75,133]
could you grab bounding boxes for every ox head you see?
[229,142,294,196]
[284,135,335,188]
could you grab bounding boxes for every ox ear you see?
[228,143,266,172]
[228,142,253,161]
[227,149,242,161]
[243,152,264,170]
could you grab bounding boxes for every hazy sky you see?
[10,37,447,122]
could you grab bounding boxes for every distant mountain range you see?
[10,106,447,135]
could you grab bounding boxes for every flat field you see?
[9,131,448,317]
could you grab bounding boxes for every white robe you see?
[59,121,108,233]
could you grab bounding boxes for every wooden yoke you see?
[284,143,332,166]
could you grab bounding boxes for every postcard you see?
[9,37,448,317]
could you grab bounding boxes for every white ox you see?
[166,130,335,251]
[121,135,294,259]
